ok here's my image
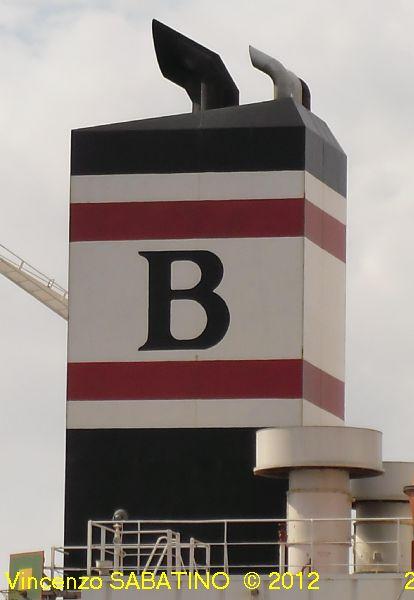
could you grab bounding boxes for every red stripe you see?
[67,359,303,401]
[304,200,346,262]
[70,198,304,242]
[70,199,304,241]
[70,199,345,261]
[303,360,344,419]
[67,359,344,419]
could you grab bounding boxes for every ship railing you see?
[43,517,413,578]
[0,243,68,299]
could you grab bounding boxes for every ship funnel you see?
[249,46,311,109]
[152,19,239,112]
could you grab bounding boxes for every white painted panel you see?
[68,238,304,362]
[303,239,346,380]
[302,399,344,426]
[70,171,304,203]
[305,172,346,224]
[66,398,303,429]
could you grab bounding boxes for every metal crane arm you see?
[0,244,68,320]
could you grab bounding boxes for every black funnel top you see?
[152,19,239,112]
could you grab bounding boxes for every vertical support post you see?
[310,519,314,571]
[137,521,141,574]
[352,519,356,574]
[86,521,93,576]
[166,530,173,573]
[279,543,286,574]
[175,532,181,570]
[205,543,211,573]
[396,518,401,572]
[278,520,287,574]
[100,526,106,564]
[223,521,229,574]
[189,538,195,574]
[50,547,55,581]
[113,523,122,571]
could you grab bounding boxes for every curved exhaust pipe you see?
[153,20,239,113]
[249,46,311,109]
[299,78,311,110]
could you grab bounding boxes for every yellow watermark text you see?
[4,570,231,592]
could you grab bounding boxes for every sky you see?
[0,0,414,580]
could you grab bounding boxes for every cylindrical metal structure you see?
[255,427,383,478]
[352,462,414,573]
[255,426,383,574]
[287,469,351,574]
[353,501,411,573]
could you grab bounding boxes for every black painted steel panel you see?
[71,99,346,196]
[64,428,287,550]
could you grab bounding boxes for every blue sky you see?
[1,0,414,579]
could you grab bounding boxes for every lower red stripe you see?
[67,359,344,418]
[305,200,346,262]
[303,361,344,419]
[67,359,303,401]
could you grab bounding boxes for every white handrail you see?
[143,535,168,572]
[0,243,68,319]
[48,517,414,577]
[0,243,67,298]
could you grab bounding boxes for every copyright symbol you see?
[243,572,261,590]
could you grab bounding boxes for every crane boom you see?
[0,244,68,320]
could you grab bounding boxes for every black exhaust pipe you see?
[152,19,239,112]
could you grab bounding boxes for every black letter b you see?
[139,250,230,351]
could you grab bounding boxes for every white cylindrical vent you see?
[354,501,411,573]
[287,469,352,574]
[254,426,383,575]
[352,461,414,573]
